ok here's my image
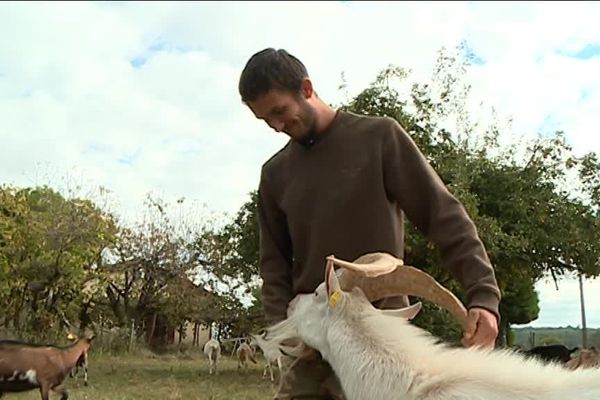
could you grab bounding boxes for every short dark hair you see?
[238,48,308,103]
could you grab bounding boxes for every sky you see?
[1,1,600,328]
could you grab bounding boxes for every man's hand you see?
[462,307,498,349]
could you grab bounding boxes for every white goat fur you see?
[202,339,221,375]
[259,267,600,400]
[250,334,283,383]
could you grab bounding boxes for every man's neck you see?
[298,108,339,148]
[312,100,338,134]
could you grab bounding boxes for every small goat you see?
[0,332,94,400]
[66,332,89,386]
[202,339,221,375]
[257,253,600,400]
[566,347,600,370]
[236,342,257,371]
[249,334,283,383]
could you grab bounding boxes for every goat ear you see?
[379,302,422,320]
[325,259,341,299]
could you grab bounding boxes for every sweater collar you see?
[296,109,343,149]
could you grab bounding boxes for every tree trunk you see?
[129,318,135,351]
[496,322,508,348]
[147,312,158,345]
[106,286,125,326]
[579,274,588,348]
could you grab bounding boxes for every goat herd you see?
[202,336,283,384]
[0,330,281,400]
[3,252,600,399]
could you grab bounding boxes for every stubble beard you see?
[294,102,318,147]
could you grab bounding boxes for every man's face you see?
[247,88,316,142]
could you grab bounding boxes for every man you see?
[238,48,501,400]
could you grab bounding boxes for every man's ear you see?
[325,259,340,298]
[301,78,313,99]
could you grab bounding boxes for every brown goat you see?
[236,342,257,371]
[0,333,94,400]
[66,333,89,386]
[565,347,600,370]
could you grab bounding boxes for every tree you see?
[97,195,203,346]
[0,184,117,339]
[340,44,600,343]
[193,192,263,338]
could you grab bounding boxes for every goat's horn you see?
[326,252,401,277]
[332,254,468,330]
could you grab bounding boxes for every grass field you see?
[8,352,278,400]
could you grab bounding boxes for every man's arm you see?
[257,170,294,325]
[381,119,501,320]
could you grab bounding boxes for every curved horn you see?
[326,252,402,277]
[332,254,468,330]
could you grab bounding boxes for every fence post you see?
[129,319,135,351]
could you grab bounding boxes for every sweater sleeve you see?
[257,168,294,325]
[381,119,501,320]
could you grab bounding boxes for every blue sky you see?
[1,1,600,327]
[558,44,600,60]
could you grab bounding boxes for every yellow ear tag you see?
[329,290,342,308]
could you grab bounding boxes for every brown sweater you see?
[257,110,501,324]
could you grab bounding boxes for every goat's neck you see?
[320,314,417,400]
[59,341,87,371]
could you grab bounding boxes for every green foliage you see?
[194,192,262,337]
[338,44,600,335]
[410,300,463,344]
[499,274,540,325]
[99,195,205,346]
[0,184,117,336]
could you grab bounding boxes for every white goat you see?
[257,253,600,400]
[202,339,221,375]
[236,342,257,371]
[250,333,284,384]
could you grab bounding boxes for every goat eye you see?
[315,292,319,297]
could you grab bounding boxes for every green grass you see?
[8,352,278,399]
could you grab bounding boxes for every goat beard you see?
[260,318,319,361]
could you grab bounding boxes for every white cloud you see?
[1,1,600,327]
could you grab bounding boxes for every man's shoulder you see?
[339,110,404,139]
[261,141,292,176]
[341,110,396,126]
